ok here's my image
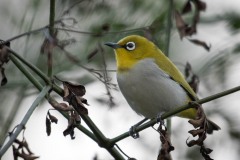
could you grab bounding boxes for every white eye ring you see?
[125,42,136,51]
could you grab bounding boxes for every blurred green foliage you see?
[1,0,240,159]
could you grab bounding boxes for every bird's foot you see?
[156,112,165,127]
[129,118,148,139]
[129,125,139,139]
[156,116,174,158]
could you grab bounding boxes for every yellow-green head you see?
[105,35,161,72]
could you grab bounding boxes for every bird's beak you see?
[104,42,122,49]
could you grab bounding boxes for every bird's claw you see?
[156,113,165,126]
[128,118,148,139]
[129,126,139,139]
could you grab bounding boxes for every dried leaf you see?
[188,118,203,128]
[58,38,76,49]
[0,67,7,86]
[174,10,195,39]
[206,120,221,134]
[48,112,58,124]
[75,96,88,115]
[188,75,199,93]
[188,39,211,51]
[63,116,76,139]
[101,23,110,32]
[46,116,51,136]
[17,150,39,160]
[184,63,200,93]
[63,125,75,138]
[200,145,214,160]
[175,10,188,39]
[80,97,89,105]
[195,0,206,11]
[157,124,174,160]
[13,138,39,160]
[59,79,86,103]
[14,139,24,148]
[93,154,98,160]
[184,62,192,78]
[55,76,88,116]
[72,111,81,124]
[12,145,18,160]
[63,84,70,100]
[188,128,205,137]
[186,138,198,147]
[49,100,73,111]
[188,134,206,146]
[63,81,86,97]
[186,103,217,160]
[202,146,213,154]
[40,31,58,54]
[0,40,10,86]
[22,140,33,155]
[0,40,10,47]
[0,45,10,64]
[14,139,34,155]
[192,8,200,30]
[182,0,192,14]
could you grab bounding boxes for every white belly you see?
[117,58,187,118]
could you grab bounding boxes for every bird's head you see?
[105,35,159,72]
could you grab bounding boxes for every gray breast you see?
[117,58,187,118]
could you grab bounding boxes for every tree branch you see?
[7,49,125,159]
[0,86,51,156]
[0,85,27,146]
[7,47,63,96]
[109,85,240,144]
[48,0,55,77]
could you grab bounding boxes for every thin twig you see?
[56,44,116,87]
[2,26,48,45]
[55,26,149,36]
[7,47,63,95]
[48,0,55,77]
[2,24,149,46]
[109,84,240,144]
[0,85,27,146]
[49,0,55,36]
[164,0,173,57]
[98,42,114,106]
[165,0,174,135]
[0,86,51,156]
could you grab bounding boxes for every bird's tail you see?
[206,119,221,134]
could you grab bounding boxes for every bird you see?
[105,35,220,134]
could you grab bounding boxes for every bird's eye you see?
[125,42,136,51]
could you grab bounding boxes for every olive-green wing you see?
[155,49,198,101]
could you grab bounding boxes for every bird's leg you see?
[156,113,174,158]
[156,112,166,128]
[129,118,148,139]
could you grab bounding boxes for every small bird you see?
[105,35,220,133]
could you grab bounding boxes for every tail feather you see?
[206,119,221,134]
